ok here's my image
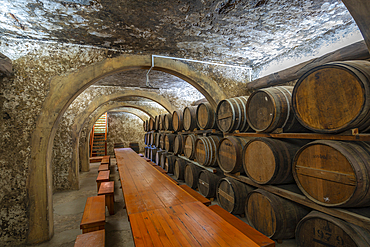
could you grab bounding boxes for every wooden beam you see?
[0,52,12,77]
[247,40,370,90]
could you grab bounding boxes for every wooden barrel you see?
[292,61,370,134]
[159,114,165,130]
[174,157,187,180]
[183,106,198,131]
[164,133,176,152]
[173,134,186,155]
[155,132,161,147]
[184,134,197,159]
[144,146,149,158]
[164,155,176,174]
[247,86,306,133]
[216,96,249,133]
[293,140,370,207]
[164,113,173,131]
[216,177,254,215]
[129,142,140,153]
[296,211,370,247]
[144,133,148,145]
[149,118,155,131]
[217,136,252,173]
[172,110,184,132]
[150,133,157,146]
[198,170,224,198]
[147,132,153,145]
[245,189,309,239]
[159,133,166,150]
[160,151,168,168]
[196,102,217,130]
[195,135,222,167]
[154,115,160,130]
[156,149,165,166]
[243,138,305,184]
[184,163,202,189]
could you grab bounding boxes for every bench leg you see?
[106,194,115,215]
[97,182,101,192]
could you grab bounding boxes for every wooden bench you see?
[164,174,179,185]
[96,170,110,191]
[179,184,211,206]
[209,205,275,247]
[143,157,151,162]
[101,156,110,167]
[153,165,167,174]
[90,156,104,163]
[148,161,157,166]
[98,164,109,172]
[74,229,105,247]
[80,196,106,234]
[98,181,115,215]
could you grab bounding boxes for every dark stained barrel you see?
[154,115,160,130]
[174,157,186,180]
[196,102,217,130]
[198,170,224,198]
[129,142,140,153]
[164,155,176,174]
[147,132,153,145]
[292,61,370,134]
[245,189,309,239]
[216,96,249,133]
[159,133,166,150]
[173,134,186,155]
[184,163,202,189]
[144,133,148,145]
[144,146,149,158]
[183,106,198,131]
[184,134,197,159]
[296,211,370,247]
[216,177,254,215]
[293,140,370,207]
[243,138,306,184]
[155,132,161,147]
[164,113,173,131]
[247,86,306,133]
[195,135,222,167]
[164,133,176,152]
[217,136,252,173]
[172,110,184,132]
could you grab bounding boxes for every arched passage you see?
[108,108,149,122]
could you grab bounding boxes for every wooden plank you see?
[179,184,211,206]
[98,164,109,172]
[80,196,105,232]
[98,181,114,194]
[89,156,104,163]
[74,229,105,247]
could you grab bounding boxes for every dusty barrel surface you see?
[195,135,222,167]
[164,113,173,131]
[292,61,370,133]
[172,110,184,132]
[184,163,202,189]
[173,134,186,155]
[293,140,370,207]
[217,136,252,173]
[164,155,176,174]
[243,138,305,184]
[174,157,186,180]
[196,102,217,130]
[184,134,197,159]
[183,106,198,131]
[216,96,249,133]
[296,211,370,247]
[198,170,224,198]
[245,189,309,239]
[216,177,254,215]
[247,86,306,133]
[164,133,176,152]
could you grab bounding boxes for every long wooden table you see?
[115,148,262,246]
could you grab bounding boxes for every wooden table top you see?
[115,148,197,215]
[130,201,261,247]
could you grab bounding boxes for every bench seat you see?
[80,196,106,234]
[90,156,104,163]
[98,164,109,172]
[74,229,105,247]
[96,170,110,191]
[179,184,211,206]
[98,181,115,215]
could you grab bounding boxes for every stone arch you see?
[108,108,149,122]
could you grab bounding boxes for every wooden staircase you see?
[90,113,108,157]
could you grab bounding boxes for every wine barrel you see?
[296,211,370,247]
[159,133,166,150]
[172,110,184,132]
[159,114,165,130]
[164,113,173,131]
[293,140,370,207]
[149,118,155,131]
[198,170,224,198]
[216,177,254,215]
[144,133,148,145]
[150,132,156,146]
[154,115,160,130]
[216,96,249,133]
[184,163,202,189]
[247,86,306,133]
[173,134,186,155]
[164,155,176,174]
[155,132,161,147]
[147,132,153,145]
[164,133,176,152]
[243,138,306,184]
[217,136,252,173]
[160,151,168,168]
[183,106,198,131]
[292,61,370,134]
[150,147,158,163]
[156,149,165,166]
[174,157,186,180]
[195,135,222,167]
[144,146,149,158]
[196,102,217,130]
[245,189,309,239]
[184,134,197,159]
[129,142,140,153]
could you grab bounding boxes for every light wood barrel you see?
[296,211,370,247]
[184,163,202,189]
[159,114,165,130]
[164,155,176,174]
[172,110,183,132]
[246,189,309,239]
[164,134,176,152]
[217,136,252,173]
[183,106,198,131]
[196,102,217,130]
[243,138,305,184]
[184,134,197,159]
[156,150,165,166]
[216,177,254,215]
[174,157,186,180]
[293,140,370,207]
[160,151,168,168]
[198,170,224,198]
[173,134,186,155]
[159,133,166,150]
[293,61,370,133]
[149,118,155,131]
[247,86,306,133]
[216,96,249,133]
[195,135,222,167]
[164,113,173,131]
